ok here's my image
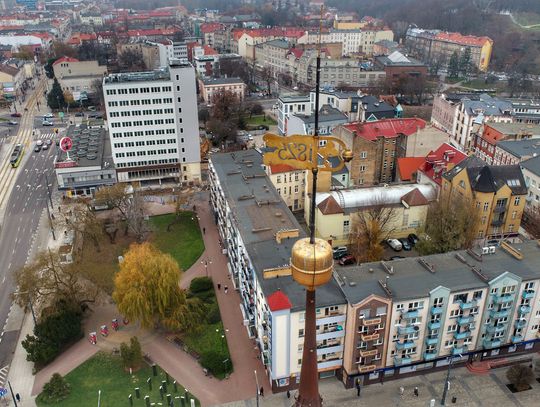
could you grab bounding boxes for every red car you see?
[338,255,356,266]
[11,112,21,117]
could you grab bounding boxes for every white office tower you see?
[103,60,201,185]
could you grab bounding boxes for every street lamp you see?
[441,354,461,405]
[201,259,212,277]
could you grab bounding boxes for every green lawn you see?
[149,212,205,272]
[36,352,200,407]
[244,114,277,126]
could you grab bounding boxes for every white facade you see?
[103,62,201,184]
[277,95,311,135]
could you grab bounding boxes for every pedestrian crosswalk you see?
[0,365,8,387]
[34,133,56,140]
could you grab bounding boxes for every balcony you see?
[358,364,377,373]
[402,309,419,319]
[428,321,441,330]
[317,314,346,325]
[395,340,416,350]
[317,359,342,370]
[491,218,504,227]
[394,355,412,366]
[483,338,502,349]
[454,330,472,340]
[511,334,523,344]
[492,293,514,305]
[431,306,443,315]
[486,324,506,334]
[359,349,378,357]
[493,205,506,213]
[424,351,438,360]
[316,344,344,356]
[519,305,532,315]
[452,345,468,355]
[515,319,527,329]
[397,325,418,335]
[361,333,380,342]
[425,336,439,346]
[457,315,473,325]
[490,309,509,319]
[459,299,478,310]
[317,329,345,341]
[363,317,382,326]
[522,290,535,300]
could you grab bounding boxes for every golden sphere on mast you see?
[290,238,334,291]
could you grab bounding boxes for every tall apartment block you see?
[103,60,201,185]
[210,149,540,393]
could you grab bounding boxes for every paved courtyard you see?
[220,363,540,406]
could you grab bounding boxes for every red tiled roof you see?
[269,164,295,174]
[435,32,491,47]
[53,56,80,66]
[419,143,467,185]
[288,48,304,59]
[127,29,177,37]
[397,157,425,181]
[234,27,305,40]
[343,118,426,141]
[267,290,292,312]
[200,23,223,34]
[203,45,218,56]
[317,195,344,215]
[401,188,429,207]
[481,124,506,145]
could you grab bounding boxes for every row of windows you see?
[108,98,172,107]
[112,129,177,138]
[106,86,171,96]
[116,158,178,168]
[109,108,174,116]
[114,139,177,148]
[115,149,177,158]
[111,119,179,128]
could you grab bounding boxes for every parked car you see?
[8,120,18,125]
[332,246,348,259]
[338,255,355,266]
[43,113,54,118]
[389,255,405,260]
[408,233,419,245]
[36,140,43,146]
[34,144,41,152]
[387,238,403,251]
[399,238,412,251]
[42,120,53,126]
[45,139,52,145]
[10,112,21,117]
[42,144,49,150]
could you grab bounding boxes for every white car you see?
[387,239,403,251]
[43,113,54,118]
[42,120,54,126]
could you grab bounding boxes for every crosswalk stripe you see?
[0,365,8,386]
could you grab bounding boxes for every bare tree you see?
[349,201,398,263]
[522,208,540,238]
[56,203,104,251]
[260,66,273,95]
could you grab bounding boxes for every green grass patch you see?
[36,352,200,407]
[244,114,277,126]
[513,12,540,27]
[149,212,204,272]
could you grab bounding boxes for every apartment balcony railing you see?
[459,299,478,311]
[454,330,472,340]
[359,349,378,358]
[486,324,506,334]
[402,309,420,319]
[363,317,382,326]
[358,364,377,373]
[483,338,502,349]
[492,293,514,305]
[491,218,504,227]
[452,345,468,355]
[428,321,441,330]
[522,290,535,300]
[519,305,532,315]
[397,325,418,335]
[511,334,523,344]
[493,205,506,213]
[515,319,527,329]
[395,340,416,350]
[361,332,380,342]
[490,309,510,319]
[425,336,439,346]
[457,315,473,325]
[431,306,443,315]
[424,351,438,360]
[394,355,412,366]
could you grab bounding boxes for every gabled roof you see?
[267,290,292,311]
[419,143,467,185]
[401,188,429,206]
[288,48,304,59]
[343,118,426,141]
[269,164,296,174]
[317,195,344,215]
[467,165,527,195]
[397,157,425,181]
[53,56,79,66]
[200,23,223,34]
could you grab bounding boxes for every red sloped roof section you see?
[267,290,292,311]
[343,118,426,141]
[397,157,425,181]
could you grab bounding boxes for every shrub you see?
[189,277,213,293]
[206,303,222,324]
[38,373,70,403]
[200,349,230,376]
[120,336,143,370]
[506,364,534,392]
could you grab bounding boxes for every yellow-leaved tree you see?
[113,242,203,332]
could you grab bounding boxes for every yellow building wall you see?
[314,209,350,246]
[333,21,366,30]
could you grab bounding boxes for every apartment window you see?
[525,282,534,290]
[449,309,463,318]
[299,329,304,337]
[502,285,516,294]
[343,220,350,234]
[396,304,404,311]
[473,290,482,300]
[483,202,489,211]
[360,151,367,159]
[360,165,366,172]
[433,297,443,307]
[514,197,521,206]
[447,324,458,333]
[276,176,281,183]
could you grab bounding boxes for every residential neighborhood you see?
[0,1,540,407]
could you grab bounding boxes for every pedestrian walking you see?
[203,227,206,234]
[224,285,228,294]
[259,386,264,397]
[217,283,221,290]
[286,390,290,399]
[414,387,419,397]
[355,379,361,397]
[399,386,404,397]
[15,394,20,402]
